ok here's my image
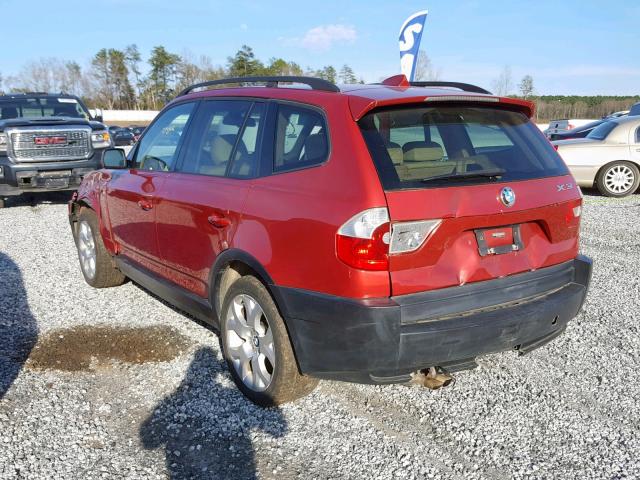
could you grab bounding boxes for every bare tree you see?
[413,51,441,81]
[4,58,88,96]
[518,75,534,99]
[492,65,513,96]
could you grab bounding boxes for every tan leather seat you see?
[402,141,445,163]
[199,135,234,176]
[396,141,453,179]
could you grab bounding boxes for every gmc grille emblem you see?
[34,135,68,146]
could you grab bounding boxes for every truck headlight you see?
[91,131,111,149]
[0,133,7,152]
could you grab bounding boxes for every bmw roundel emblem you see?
[500,187,516,207]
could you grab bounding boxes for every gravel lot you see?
[0,191,639,479]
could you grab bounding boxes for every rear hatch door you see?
[358,102,582,296]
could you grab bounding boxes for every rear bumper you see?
[0,154,101,196]
[274,255,592,383]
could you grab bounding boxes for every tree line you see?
[493,68,639,121]
[0,45,363,110]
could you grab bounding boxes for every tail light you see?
[336,208,390,271]
[336,208,441,271]
[553,144,559,151]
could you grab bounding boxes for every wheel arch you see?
[209,249,279,320]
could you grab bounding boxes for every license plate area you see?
[475,225,524,257]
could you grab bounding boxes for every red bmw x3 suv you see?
[69,75,592,406]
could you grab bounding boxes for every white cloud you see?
[294,24,357,51]
[240,23,248,31]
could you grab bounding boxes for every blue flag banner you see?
[399,10,428,82]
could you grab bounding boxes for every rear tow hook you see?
[411,367,454,390]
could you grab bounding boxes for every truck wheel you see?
[596,161,640,197]
[75,209,126,288]
[220,276,318,406]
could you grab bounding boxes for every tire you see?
[596,161,640,197]
[220,276,318,406]
[75,209,126,288]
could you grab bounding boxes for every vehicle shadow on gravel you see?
[0,252,38,399]
[140,347,286,479]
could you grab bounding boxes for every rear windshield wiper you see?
[420,169,506,184]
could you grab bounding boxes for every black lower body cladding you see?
[273,256,592,384]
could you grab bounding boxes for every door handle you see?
[137,199,153,211]
[208,214,231,228]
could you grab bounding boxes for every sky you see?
[0,0,637,96]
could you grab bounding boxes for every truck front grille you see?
[9,129,92,162]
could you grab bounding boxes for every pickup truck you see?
[0,92,112,208]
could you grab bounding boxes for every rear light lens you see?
[337,207,390,271]
[336,208,442,270]
[389,220,441,254]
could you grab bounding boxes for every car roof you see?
[173,76,535,120]
[0,92,80,100]
[609,115,640,127]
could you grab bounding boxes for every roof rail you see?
[410,81,492,95]
[178,76,340,97]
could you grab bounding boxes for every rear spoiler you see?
[350,74,535,120]
[348,93,535,121]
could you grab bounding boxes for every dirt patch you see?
[27,325,193,372]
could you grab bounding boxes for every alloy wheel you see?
[604,164,635,194]
[224,294,275,392]
[77,221,97,280]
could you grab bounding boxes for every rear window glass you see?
[359,105,569,190]
[586,121,617,140]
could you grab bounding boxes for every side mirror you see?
[92,108,104,123]
[102,148,127,169]
[94,114,104,123]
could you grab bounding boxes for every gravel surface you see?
[0,191,639,479]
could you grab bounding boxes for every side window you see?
[180,100,263,178]
[134,102,195,171]
[274,104,328,172]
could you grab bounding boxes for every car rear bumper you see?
[0,155,100,196]
[274,255,592,383]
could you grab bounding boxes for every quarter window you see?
[274,105,328,172]
[134,102,195,171]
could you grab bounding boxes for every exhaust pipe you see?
[411,367,454,390]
